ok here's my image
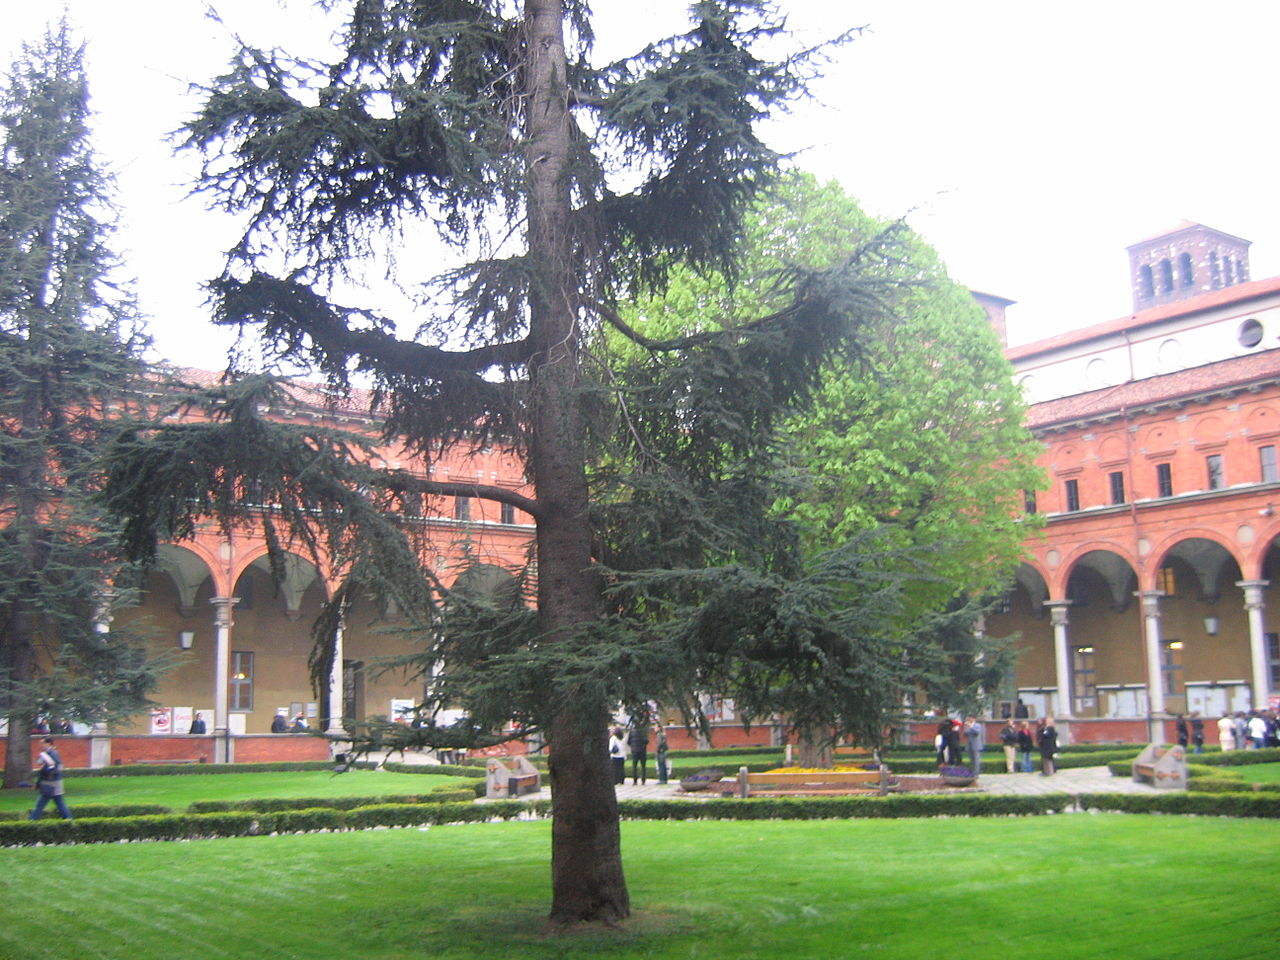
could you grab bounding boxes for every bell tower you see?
[1126,221,1250,312]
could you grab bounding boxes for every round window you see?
[1239,318,1264,348]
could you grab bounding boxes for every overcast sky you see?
[5,0,1280,367]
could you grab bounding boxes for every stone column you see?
[89,590,115,768]
[210,596,239,763]
[1138,590,1166,724]
[1237,579,1271,709]
[1046,601,1073,719]
[326,609,346,735]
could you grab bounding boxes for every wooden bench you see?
[1131,743,1187,789]
[507,773,541,796]
[737,767,890,798]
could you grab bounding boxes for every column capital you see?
[1136,590,1165,617]
[1236,579,1270,609]
[1043,599,1072,627]
[210,595,240,627]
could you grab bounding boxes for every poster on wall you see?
[389,698,415,724]
[172,706,193,735]
[149,708,173,735]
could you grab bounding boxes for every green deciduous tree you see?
[617,173,1044,754]
[97,1,965,926]
[0,23,167,788]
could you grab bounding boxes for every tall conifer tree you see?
[0,23,161,787]
[100,1,1000,924]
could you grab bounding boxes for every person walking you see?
[608,726,627,784]
[963,717,985,776]
[1016,721,1034,772]
[29,737,72,821]
[998,718,1019,773]
[1036,717,1059,776]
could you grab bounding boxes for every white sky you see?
[5,0,1280,366]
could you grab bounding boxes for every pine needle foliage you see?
[0,22,168,787]
[95,0,953,925]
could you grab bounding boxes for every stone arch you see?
[1147,531,1242,596]
[152,543,217,617]
[1062,548,1138,612]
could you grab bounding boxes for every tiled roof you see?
[1006,276,1280,363]
[1025,348,1280,429]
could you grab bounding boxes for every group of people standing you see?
[995,717,1059,775]
[1214,709,1280,751]
[608,718,670,786]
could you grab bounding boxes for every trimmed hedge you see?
[64,761,340,778]
[0,800,547,847]
[380,761,495,778]
[187,787,481,814]
[0,803,172,821]
[1078,791,1280,817]
[617,794,1075,820]
[6,785,1280,847]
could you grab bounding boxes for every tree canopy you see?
[0,22,165,787]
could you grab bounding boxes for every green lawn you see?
[0,769,462,813]
[1241,762,1280,784]
[0,816,1275,959]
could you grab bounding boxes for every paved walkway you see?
[368,748,1163,803]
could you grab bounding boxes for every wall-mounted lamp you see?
[1203,616,1221,637]
[178,631,195,650]
[1260,504,1274,518]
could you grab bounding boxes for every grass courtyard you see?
[0,815,1276,960]
[0,768,461,814]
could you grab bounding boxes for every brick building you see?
[0,373,537,767]
[985,222,1280,743]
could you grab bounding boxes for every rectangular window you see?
[500,501,515,525]
[1157,566,1176,595]
[1261,445,1278,483]
[1267,633,1280,689]
[1064,478,1080,512]
[1206,454,1225,490]
[1161,641,1184,696]
[1024,490,1037,515]
[453,496,471,521]
[1156,463,1173,498]
[1072,646,1097,712]
[1109,471,1126,505]
[230,651,254,711]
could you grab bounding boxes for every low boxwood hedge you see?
[617,794,1075,820]
[0,799,547,847]
[187,786,481,814]
[1078,791,1280,817]
[64,761,339,778]
[0,803,173,821]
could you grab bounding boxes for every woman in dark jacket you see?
[1037,717,1059,776]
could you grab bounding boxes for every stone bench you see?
[1131,743,1187,789]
